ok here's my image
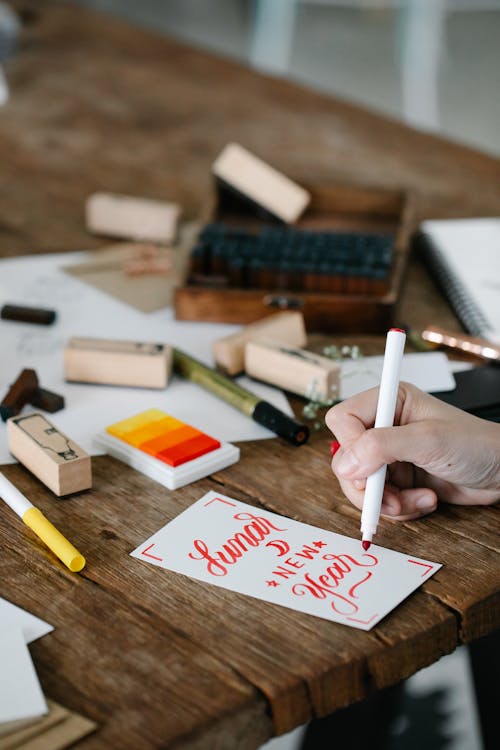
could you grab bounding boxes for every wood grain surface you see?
[0,2,499,748]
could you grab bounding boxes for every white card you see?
[0,598,54,644]
[131,492,441,630]
[340,351,455,399]
[0,626,47,725]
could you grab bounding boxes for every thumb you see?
[334,421,442,479]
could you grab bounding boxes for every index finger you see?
[325,386,380,448]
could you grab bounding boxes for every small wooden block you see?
[0,304,57,325]
[7,413,92,496]
[212,143,311,224]
[86,192,180,244]
[244,340,340,402]
[0,369,39,422]
[212,311,307,375]
[30,387,65,414]
[64,338,172,389]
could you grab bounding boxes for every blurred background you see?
[73,0,500,157]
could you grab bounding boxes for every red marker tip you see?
[362,540,371,551]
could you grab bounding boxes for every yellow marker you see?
[0,472,85,572]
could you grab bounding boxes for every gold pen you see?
[421,324,500,362]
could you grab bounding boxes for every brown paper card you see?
[63,221,199,312]
[0,700,96,750]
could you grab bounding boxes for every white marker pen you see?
[0,472,86,572]
[360,328,406,549]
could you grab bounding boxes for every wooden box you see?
[174,182,414,333]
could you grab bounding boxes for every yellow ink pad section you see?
[95,409,239,489]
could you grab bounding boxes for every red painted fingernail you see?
[330,440,341,457]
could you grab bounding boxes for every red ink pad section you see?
[157,434,221,466]
[139,425,199,456]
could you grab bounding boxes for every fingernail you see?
[416,494,436,511]
[383,501,400,516]
[353,478,365,490]
[330,440,341,458]
[336,450,360,477]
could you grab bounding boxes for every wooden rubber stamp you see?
[244,340,340,402]
[0,369,39,422]
[213,311,307,376]
[7,413,92,496]
[212,143,311,224]
[86,192,180,244]
[64,338,172,389]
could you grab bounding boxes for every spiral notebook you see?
[418,218,500,342]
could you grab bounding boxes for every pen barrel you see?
[173,348,309,445]
[0,472,33,516]
[361,329,406,538]
[252,401,309,445]
[374,329,406,428]
[360,465,387,535]
[22,507,86,572]
[173,349,260,415]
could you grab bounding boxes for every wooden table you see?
[0,2,499,748]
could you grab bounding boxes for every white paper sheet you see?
[0,626,47,725]
[131,491,441,631]
[340,351,455,399]
[0,252,294,465]
[0,598,54,644]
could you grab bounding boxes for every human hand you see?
[326,382,500,521]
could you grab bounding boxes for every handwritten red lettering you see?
[291,552,379,615]
[233,512,287,534]
[188,539,227,576]
[265,539,290,556]
[272,565,298,579]
[292,574,359,615]
[295,544,321,560]
[284,557,305,569]
[348,571,372,598]
[322,552,378,568]
[188,512,287,576]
